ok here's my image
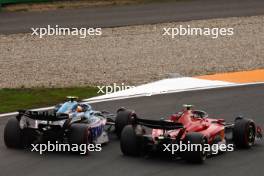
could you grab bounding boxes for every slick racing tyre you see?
[183,132,207,163]
[115,109,134,138]
[4,117,23,148]
[68,123,90,155]
[120,125,142,156]
[234,118,256,148]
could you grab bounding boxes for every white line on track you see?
[0,78,263,118]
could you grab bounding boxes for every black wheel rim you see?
[247,124,255,146]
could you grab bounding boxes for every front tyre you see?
[115,109,134,138]
[4,117,23,148]
[234,118,256,148]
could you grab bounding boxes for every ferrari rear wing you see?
[18,110,69,121]
[133,117,184,130]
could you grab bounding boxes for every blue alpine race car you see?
[4,96,130,154]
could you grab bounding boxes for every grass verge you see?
[0,87,100,114]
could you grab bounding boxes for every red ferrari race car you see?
[116,105,263,163]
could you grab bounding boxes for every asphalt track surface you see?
[0,84,263,176]
[1,0,264,34]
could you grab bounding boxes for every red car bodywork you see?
[151,109,230,144]
[119,106,263,163]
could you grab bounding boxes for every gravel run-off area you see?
[0,15,263,88]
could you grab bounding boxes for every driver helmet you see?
[76,105,83,112]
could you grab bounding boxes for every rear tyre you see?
[68,123,90,155]
[4,117,23,148]
[183,132,207,163]
[115,109,133,137]
[234,118,256,148]
[120,125,141,156]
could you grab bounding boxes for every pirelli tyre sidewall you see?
[234,118,256,148]
[4,117,23,148]
[68,123,91,154]
[115,109,133,138]
[120,125,143,156]
[182,132,207,163]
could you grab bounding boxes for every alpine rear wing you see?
[18,110,69,121]
[133,117,184,130]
